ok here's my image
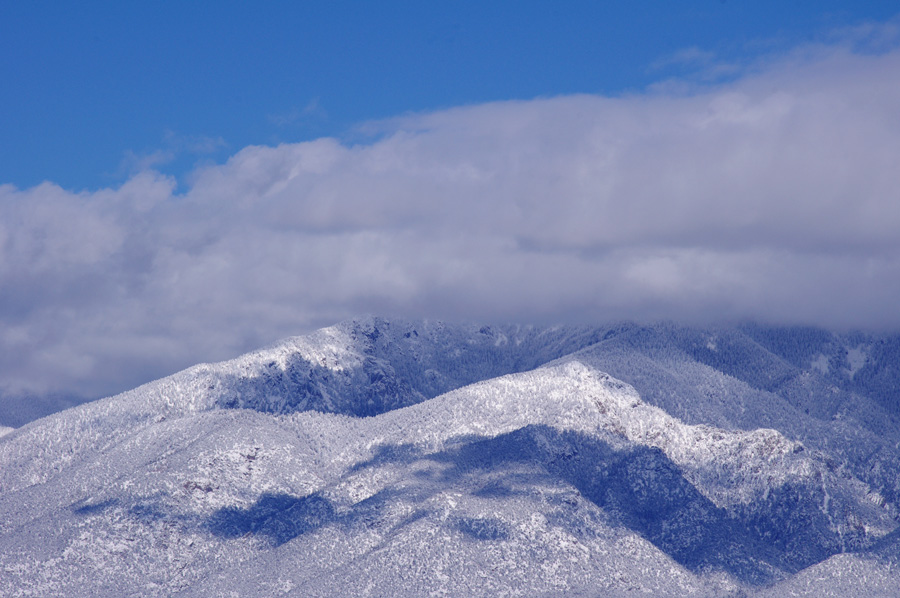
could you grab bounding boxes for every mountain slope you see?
[555,324,900,507]
[1,317,898,596]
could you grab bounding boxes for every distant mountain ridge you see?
[0,391,93,428]
[1,317,898,597]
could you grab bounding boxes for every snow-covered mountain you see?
[1,317,898,597]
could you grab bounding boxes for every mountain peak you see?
[2,318,899,596]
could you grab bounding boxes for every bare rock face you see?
[1,318,898,597]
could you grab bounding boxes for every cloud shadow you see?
[192,424,853,586]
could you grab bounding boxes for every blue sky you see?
[3,1,898,190]
[3,2,900,405]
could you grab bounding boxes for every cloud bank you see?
[3,43,900,399]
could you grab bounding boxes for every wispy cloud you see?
[268,98,328,128]
[120,148,177,174]
[651,46,720,70]
[118,130,228,177]
[823,15,900,52]
[650,15,900,88]
[163,129,229,155]
[3,40,900,400]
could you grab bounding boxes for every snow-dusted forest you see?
[1,317,899,597]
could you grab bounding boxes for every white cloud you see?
[2,42,900,399]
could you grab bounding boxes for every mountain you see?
[1,317,898,597]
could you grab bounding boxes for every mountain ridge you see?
[1,316,899,596]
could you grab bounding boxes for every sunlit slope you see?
[1,317,898,597]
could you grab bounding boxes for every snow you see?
[846,345,867,378]
[0,317,898,597]
[812,354,830,374]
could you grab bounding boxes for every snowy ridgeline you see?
[0,317,899,597]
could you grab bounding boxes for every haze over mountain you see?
[2,317,898,596]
